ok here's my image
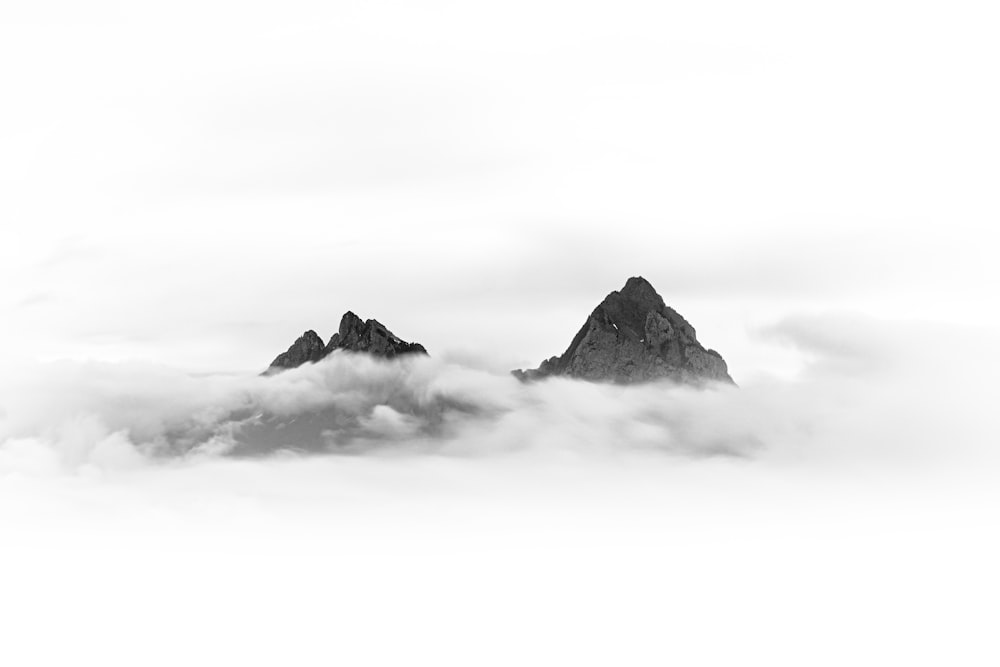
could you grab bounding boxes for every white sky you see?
[1,0,997,375]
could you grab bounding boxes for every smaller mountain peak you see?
[265,311,427,373]
[267,329,327,372]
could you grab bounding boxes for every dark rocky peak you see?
[325,311,366,350]
[514,276,733,386]
[596,276,698,344]
[266,312,427,373]
[267,330,326,372]
[324,311,427,358]
[618,275,664,309]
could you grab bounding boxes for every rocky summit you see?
[267,311,427,372]
[513,277,734,385]
[323,311,427,358]
[268,330,327,370]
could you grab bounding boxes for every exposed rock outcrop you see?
[323,311,428,358]
[268,330,327,371]
[513,277,734,385]
[266,311,427,373]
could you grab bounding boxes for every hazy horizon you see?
[2,1,997,378]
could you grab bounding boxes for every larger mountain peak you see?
[514,277,733,385]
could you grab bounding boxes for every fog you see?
[2,312,994,471]
[1,312,998,665]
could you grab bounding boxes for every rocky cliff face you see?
[323,311,428,358]
[267,330,327,371]
[514,277,734,385]
[267,311,427,373]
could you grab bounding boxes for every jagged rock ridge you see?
[267,311,427,372]
[514,276,733,385]
[268,330,326,370]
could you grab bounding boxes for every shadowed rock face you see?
[323,311,428,358]
[266,312,427,373]
[268,330,326,371]
[513,277,734,385]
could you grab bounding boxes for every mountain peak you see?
[266,311,427,373]
[619,275,658,298]
[325,312,427,358]
[514,277,733,385]
[267,329,327,372]
[338,311,363,337]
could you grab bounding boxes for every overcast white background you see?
[1,1,999,665]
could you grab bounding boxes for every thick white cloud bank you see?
[1,313,998,666]
[1,312,994,471]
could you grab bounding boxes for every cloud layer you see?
[1,313,998,667]
[1,313,995,475]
